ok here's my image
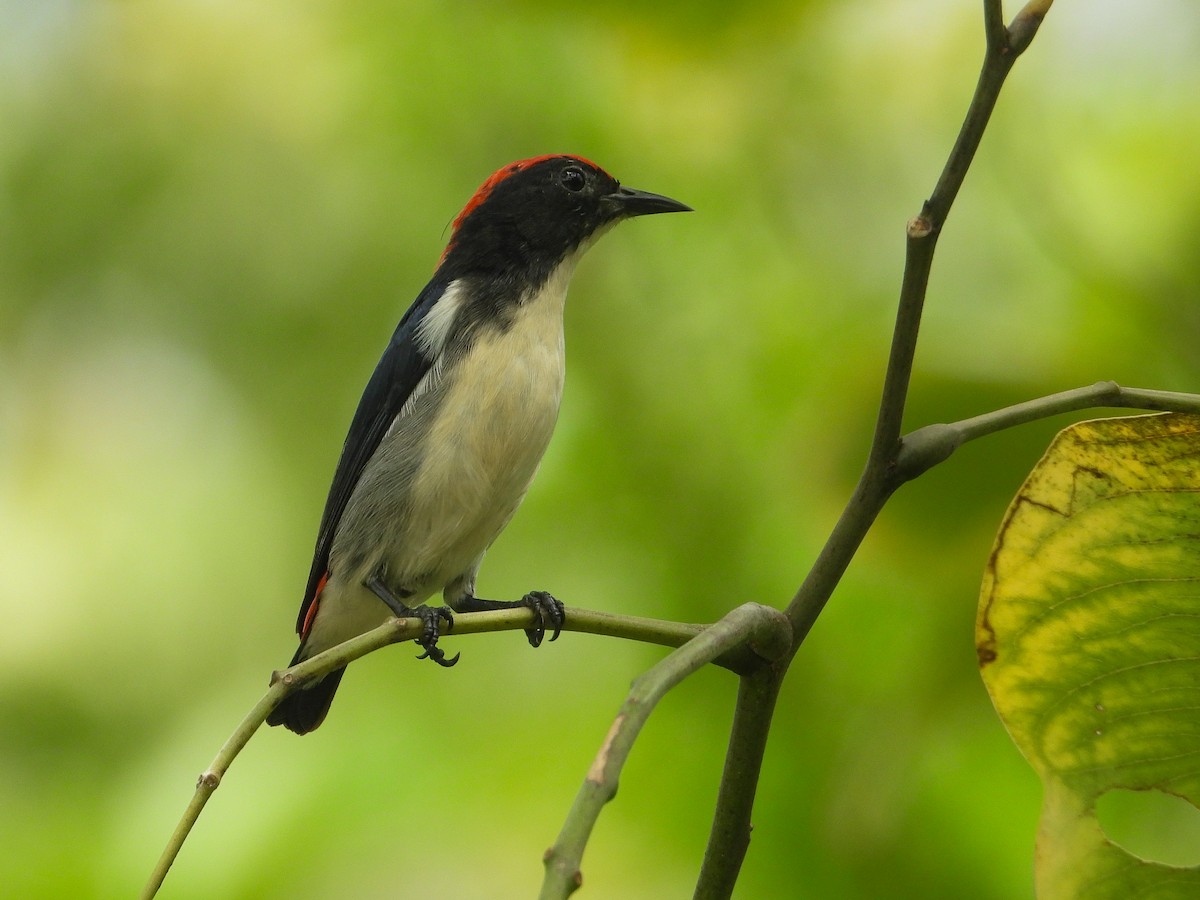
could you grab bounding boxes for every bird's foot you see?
[450,590,565,647]
[366,576,460,668]
[411,605,459,668]
[520,590,565,648]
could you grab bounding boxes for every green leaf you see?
[978,413,1200,898]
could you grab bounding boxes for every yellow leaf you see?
[979,413,1200,898]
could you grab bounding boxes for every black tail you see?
[267,667,346,735]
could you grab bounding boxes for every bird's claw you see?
[521,590,565,648]
[411,605,459,667]
[416,645,460,667]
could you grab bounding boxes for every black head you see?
[438,155,690,280]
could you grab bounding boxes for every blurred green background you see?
[2,1,1198,897]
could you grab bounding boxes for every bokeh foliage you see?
[1,1,1198,897]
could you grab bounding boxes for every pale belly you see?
[318,302,566,643]
[394,319,565,585]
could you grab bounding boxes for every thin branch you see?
[786,0,1050,637]
[895,382,1200,481]
[790,475,897,647]
[950,381,1200,442]
[140,616,434,900]
[142,604,775,899]
[866,224,936,473]
[864,0,1043,486]
[983,1,1008,51]
[139,689,291,900]
[693,667,784,900]
[938,2,1053,216]
[540,603,792,900]
[556,607,773,675]
[681,6,1054,898]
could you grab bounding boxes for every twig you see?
[983,0,1008,50]
[693,668,783,900]
[140,616,427,900]
[139,691,290,900]
[945,382,1200,442]
[141,604,767,899]
[540,604,792,900]
[787,0,1051,639]
[896,382,1200,481]
[872,1,1046,474]
[693,4,1058,898]
[555,607,773,675]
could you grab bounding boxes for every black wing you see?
[293,277,448,634]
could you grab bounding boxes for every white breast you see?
[396,260,578,583]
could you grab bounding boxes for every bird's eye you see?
[560,165,587,193]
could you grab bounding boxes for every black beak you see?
[603,185,693,218]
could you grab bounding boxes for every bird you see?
[267,154,690,734]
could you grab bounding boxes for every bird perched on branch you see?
[268,155,690,733]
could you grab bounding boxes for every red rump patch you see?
[301,571,329,640]
[451,154,604,233]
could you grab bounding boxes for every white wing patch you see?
[415,278,467,357]
[388,279,465,436]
